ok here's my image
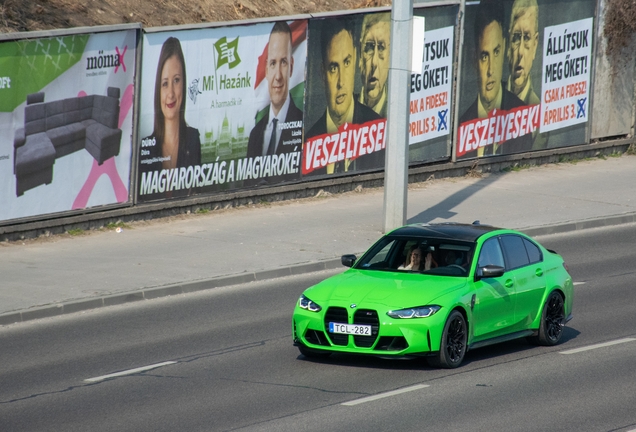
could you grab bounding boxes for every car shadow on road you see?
[462,326,581,366]
[297,327,580,370]
[297,352,429,370]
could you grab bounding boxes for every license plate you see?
[329,322,372,335]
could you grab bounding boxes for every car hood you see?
[305,269,467,308]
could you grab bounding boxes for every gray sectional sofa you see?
[13,87,123,196]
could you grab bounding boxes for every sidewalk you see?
[2,155,635,324]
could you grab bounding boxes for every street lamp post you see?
[383,0,414,233]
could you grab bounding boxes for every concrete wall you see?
[591,0,636,139]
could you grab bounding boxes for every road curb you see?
[0,258,343,326]
[2,212,636,326]
[521,211,636,237]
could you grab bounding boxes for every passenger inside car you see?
[398,245,437,271]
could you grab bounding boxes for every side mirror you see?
[341,254,357,268]
[476,265,505,280]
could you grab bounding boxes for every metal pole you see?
[383,0,414,233]
[451,1,466,163]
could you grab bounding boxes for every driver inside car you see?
[443,250,469,269]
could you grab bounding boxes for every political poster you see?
[302,13,388,176]
[409,26,454,146]
[456,0,595,160]
[137,20,307,202]
[540,18,593,133]
[408,6,459,164]
[0,29,137,223]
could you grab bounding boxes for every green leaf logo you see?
[214,37,241,70]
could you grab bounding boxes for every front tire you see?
[531,291,565,346]
[429,311,467,369]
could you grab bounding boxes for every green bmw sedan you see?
[292,222,573,368]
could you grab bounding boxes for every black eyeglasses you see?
[510,31,536,49]
[363,40,387,59]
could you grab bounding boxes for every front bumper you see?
[292,305,447,356]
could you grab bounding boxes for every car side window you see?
[523,238,542,264]
[478,238,505,268]
[501,235,530,270]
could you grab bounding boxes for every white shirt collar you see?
[270,95,290,124]
[262,95,291,155]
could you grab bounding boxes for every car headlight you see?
[298,294,322,312]
[387,305,441,319]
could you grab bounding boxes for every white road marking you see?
[342,384,429,406]
[573,282,585,286]
[559,338,636,355]
[84,361,178,383]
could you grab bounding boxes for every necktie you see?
[267,118,278,155]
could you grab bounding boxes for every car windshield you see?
[354,236,475,277]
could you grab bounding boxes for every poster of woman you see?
[138,21,307,202]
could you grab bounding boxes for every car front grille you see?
[353,309,379,348]
[324,307,348,345]
[323,307,381,348]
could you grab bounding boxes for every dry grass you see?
[0,0,390,33]
[603,0,636,69]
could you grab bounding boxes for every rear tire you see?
[428,311,467,369]
[530,291,565,346]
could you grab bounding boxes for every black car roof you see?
[389,222,502,243]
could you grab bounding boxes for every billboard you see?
[540,18,593,133]
[0,29,137,223]
[456,0,595,160]
[409,5,459,164]
[409,26,454,145]
[137,20,307,202]
[302,13,388,177]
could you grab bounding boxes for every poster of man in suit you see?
[303,15,386,176]
[456,0,595,160]
[246,21,304,185]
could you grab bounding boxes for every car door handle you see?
[535,268,544,277]
[505,279,514,288]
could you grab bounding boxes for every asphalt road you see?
[1,224,636,432]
